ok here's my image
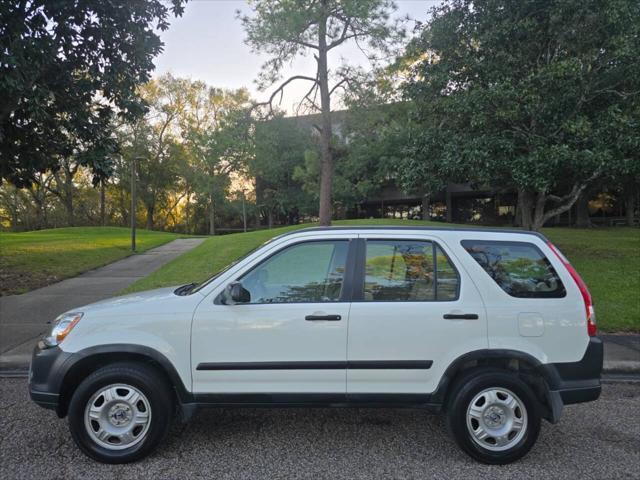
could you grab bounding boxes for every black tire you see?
[67,362,173,464]
[446,368,541,465]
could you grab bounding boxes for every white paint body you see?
[60,228,590,395]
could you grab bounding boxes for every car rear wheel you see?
[68,362,173,463]
[447,369,541,464]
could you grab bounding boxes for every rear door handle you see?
[443,313,479,320]
[305,314,342,321]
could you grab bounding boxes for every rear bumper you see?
[558,384,601,404]
[30,390,60,410]
[545,336,603,406]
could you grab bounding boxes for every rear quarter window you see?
[461,240,566,298]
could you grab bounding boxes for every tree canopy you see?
[400,0,640,230]
[0,0,185,187]
[240,0,404,225]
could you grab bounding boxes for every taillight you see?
[547,242,597,336]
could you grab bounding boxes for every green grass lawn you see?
[123,219,639,333]
[0,227,183,295]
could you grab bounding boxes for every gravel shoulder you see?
[1,379,638,480]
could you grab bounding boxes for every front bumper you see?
[29,341,73,413]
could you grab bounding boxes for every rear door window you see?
[363,240,460,301]
[461,240,565,298]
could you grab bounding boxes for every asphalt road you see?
[1,379,638,480]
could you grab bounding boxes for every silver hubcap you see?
[84,384,152,450]
[466,387,527,452]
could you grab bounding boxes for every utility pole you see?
[131,157,138,251]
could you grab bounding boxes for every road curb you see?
[603,361,640,374]
[0,369,28,378]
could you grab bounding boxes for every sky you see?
[154,0,440,113]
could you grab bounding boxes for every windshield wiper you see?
[174,282,198,296]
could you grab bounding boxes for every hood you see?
[71,285,204,317]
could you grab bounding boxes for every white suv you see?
[30,227,602,464]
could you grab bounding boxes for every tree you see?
[249,116,316,226]
[0,0,185,187]
[47,158,80,226]
[118,76,189,230]
[401,0,640,230]
[240,0,404,225]
[605,95,640,226]
[337,69,428,218]
[181,86,252,235]
[26,172,54,229]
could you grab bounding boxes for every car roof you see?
[274,226,548,241]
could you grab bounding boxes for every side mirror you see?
[227,281,251,304]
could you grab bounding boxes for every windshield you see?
[188,237,280,294]
[189,260,239,294]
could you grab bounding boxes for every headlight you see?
[43,312,83,347]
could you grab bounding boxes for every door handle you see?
[305,314,342,321]
[443,313,479,320]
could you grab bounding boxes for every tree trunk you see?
[64,195,74,227]
[9,191,19,230]
[185,187,190,234]
[531,192,546,230]
[522,186,588,231]
[31,192,45,229]
[625,187,636,226]
[575,192,591,228]
[317,11,333,226]
[254,177,263,228]
[518,190,534,230]
[209,188,216,235]
[241,192,247,232]
[35,203,44,229]
[445,184,453,223]
[145,205,154,230]
[422,194,430,221]
[100,180,106,226]
[63,165,75,226]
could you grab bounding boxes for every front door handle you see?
[443,313,479,320]
[305,314,342,321]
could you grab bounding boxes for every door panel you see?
[192,303,350,393]
[191,237,354,394]
[346,235,488,395]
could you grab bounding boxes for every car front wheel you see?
[67,362,173,463]
[447,369,541,464]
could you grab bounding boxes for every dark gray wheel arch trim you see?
[430,338,602,422]
[29,342,193,417]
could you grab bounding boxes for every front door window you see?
[240,241,349,303]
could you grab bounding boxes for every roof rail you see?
[273,225,548,241]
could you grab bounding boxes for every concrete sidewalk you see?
[0,238,204,368]
[601,334,640,373]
